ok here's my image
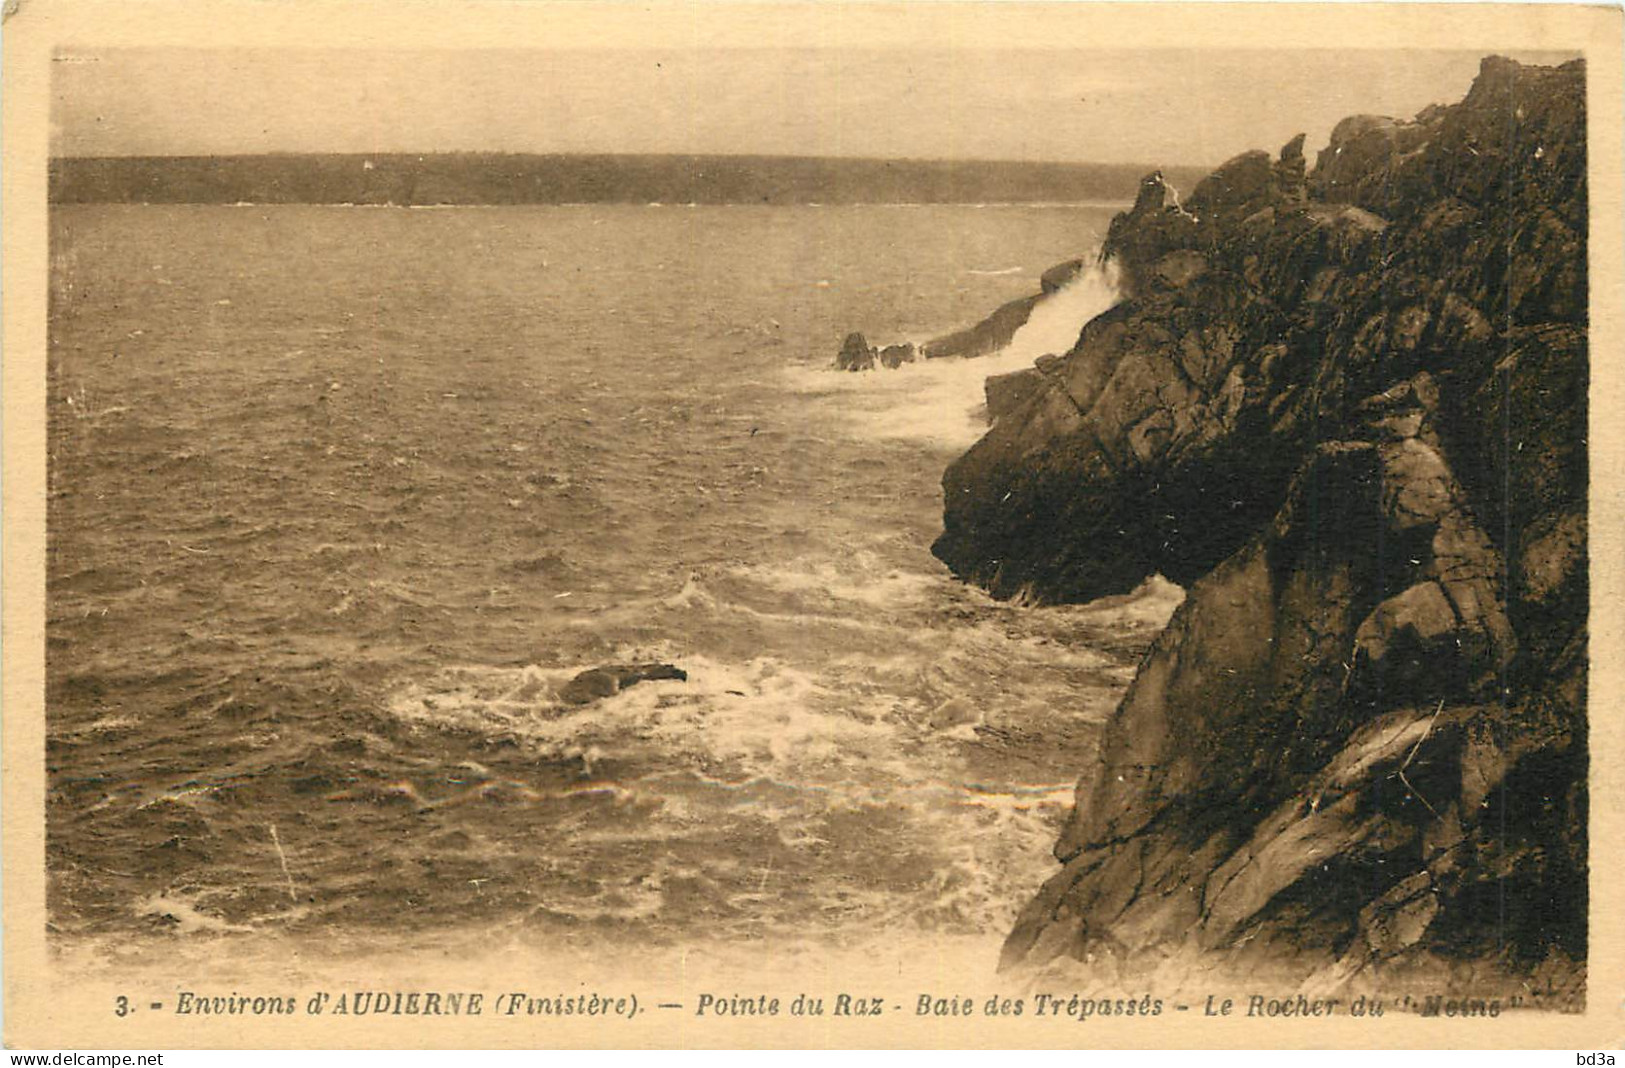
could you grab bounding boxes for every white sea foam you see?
[726,552,942,612]
[784,255,1122,450]
[386,652,903,780]
[999,256,1121,366]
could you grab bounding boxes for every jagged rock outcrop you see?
[838,335,920,371]
[835,256,1093,370]
[836,332,877,372]
[921,293,1042,360]
[932,57,1587,996]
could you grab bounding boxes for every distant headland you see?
[48,152,1213,207]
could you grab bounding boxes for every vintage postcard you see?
[4,0,1622,1050]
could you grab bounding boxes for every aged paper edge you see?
[4,0,1623,1050]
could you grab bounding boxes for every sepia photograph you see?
[5,0,1622,1050]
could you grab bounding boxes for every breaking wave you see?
[783,254,1121,450]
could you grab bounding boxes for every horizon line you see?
[49,149,1222,171]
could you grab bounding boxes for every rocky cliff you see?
[933,57,1587,997]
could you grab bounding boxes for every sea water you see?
[46,203,1181,972]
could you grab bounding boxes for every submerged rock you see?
[878,342,917,369]
[929,56,1588,995]
[557,662,688,706]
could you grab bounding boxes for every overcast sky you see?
[52,47,1580,167]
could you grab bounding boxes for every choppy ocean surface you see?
[46,203,1181,971]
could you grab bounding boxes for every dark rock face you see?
[921,293,1044,360]
[985,369,1048,424]
[1042,258,1088,294]
[557,663,688,707]
[836,332,877,372]
[878,342,917,369]
[934,57,1586,994]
